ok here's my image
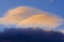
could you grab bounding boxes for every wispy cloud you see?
[57,28,64,33]
[50,0,54,2]
[0,6,63,30]
[48,0,54,2]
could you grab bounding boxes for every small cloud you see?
[57,25,64,33]
[49,0,54,2]
[50,0,54,2]
[58,28,64,33]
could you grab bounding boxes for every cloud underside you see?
[0,6,63,29]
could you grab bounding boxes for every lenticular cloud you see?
[0,6,63,29]
[0,6,43,25]
[17,14,62,28]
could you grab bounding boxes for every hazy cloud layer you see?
[0,6,63,29]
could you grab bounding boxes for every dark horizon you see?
[0,27,64,42]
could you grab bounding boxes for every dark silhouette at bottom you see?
[0,27,64,42]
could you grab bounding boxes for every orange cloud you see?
[17,14,62,29]
[0,6,43,25]
[0,6,63,29]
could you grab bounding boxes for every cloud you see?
[58,27,64,33]
[17,14,62,29]
[60,29,64,33]
[49,0,54,2]
[0,6,63,29]
[0,28,64,42]
[47,0,54,2]
[0,6,43,25]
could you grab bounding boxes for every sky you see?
[0,0,64,32]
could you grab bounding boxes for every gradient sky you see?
[0,0,64,31]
